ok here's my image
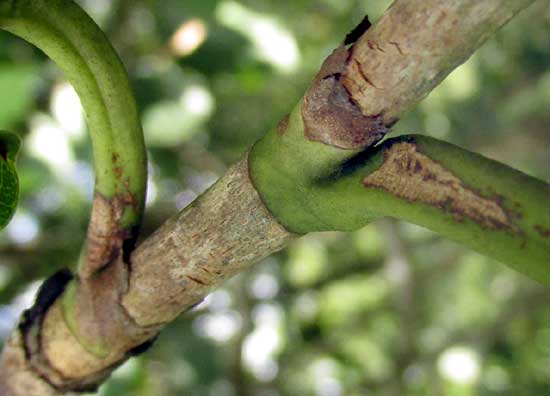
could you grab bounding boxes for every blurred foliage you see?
[0,0,549,395]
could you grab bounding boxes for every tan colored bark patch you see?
[15,263,156,391]
[122,156,293,327]
[84,194,123,276]
[363,142,513,230]
[83,193,137,277]
[40,303,114,389]
[342,0,535,124]
[66,257,158,365]
[0,155,291,393]
[0,331,78,396]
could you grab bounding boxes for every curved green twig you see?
[0,0,147,277]
[250,106,550,285]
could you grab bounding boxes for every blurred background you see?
[1,0,549,395]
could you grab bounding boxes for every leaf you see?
[0,130,20,229]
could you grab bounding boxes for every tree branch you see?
[0,0,147,393]
[343,0,536,124]
[309,135,550,284]
[0,0,545,394]
[249,0,538,233]
[0,156,292,394]
[0,0,147,279]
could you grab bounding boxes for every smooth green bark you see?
[0,0,148,359]
[250,103,367,232]
[250,105,550,285]
[0,0,147,228]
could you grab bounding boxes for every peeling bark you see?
[0,332,76,396]
[81,193,138,278]
[363,142,516,231]
[300,0,534,151]
[301,45,390,149]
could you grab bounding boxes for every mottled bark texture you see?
[0,157,292,395]
[301,45,391,150]
[300,0,536,150]
[250,0,536,235]
[0,0,538,394]
[341,0,535,126]
[0,333,77,396]
[122,157,293,327]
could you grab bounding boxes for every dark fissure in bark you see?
[344,15,371,45]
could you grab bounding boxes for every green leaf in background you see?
[0,130,20,229]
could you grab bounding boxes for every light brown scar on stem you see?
[301,46,389,149]
[363,142,513,230]
[83,193,135,277]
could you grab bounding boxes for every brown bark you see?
[299,0,534,151]
[0,0,537,394]
[342,0,535,125]
[122,156,293,327]
[0,332,77,396]
[0,156,293,395]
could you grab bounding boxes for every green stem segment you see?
[250,105,550,285]
[0,0,147,276]
[0,0,147,362]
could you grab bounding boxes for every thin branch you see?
[343,0,537,124]
[0,0,544,394]
[0,0,147,279]
[311,135,550,284]
[249,0,538,232]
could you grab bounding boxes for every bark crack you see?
[353,59,380,89]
